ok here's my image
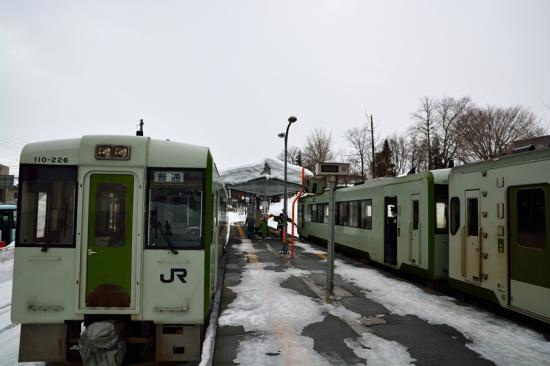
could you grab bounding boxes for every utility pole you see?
[370,114,375,177]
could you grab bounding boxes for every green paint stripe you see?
[86,174,134,302]
[427,172,436,278]
[204,153,213,316]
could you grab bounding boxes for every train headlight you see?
[95,145,131,160]
[113,146,130,158]
[96,145,113,159]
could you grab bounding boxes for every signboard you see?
[314,163,350,176]
[0,175,14,188]
[153,171,185,183]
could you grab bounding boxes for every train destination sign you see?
[154,171,185,183]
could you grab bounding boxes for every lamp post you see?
[278,116,297,253]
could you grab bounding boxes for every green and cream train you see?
[299,148,550,323]
[11,135,227,363]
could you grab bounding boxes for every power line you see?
[0,135,25,147]
[0,142,21,153]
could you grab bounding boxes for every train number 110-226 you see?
[34,156,69,164]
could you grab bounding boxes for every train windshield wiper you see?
[157,221,178,255]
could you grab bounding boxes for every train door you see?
[508,185,550,319]
[464,190,481,283]
[384,196,398,265]
[410,194,420,264]
[85,174,134,308]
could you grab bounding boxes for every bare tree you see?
[408,134,428,172]
[302,128,336,171]
[435,96,470,166]
[344,124,370,180]
[276,146,301,165]
[388,132,409,175]
[411,96,437,170]
[456,105,544,162]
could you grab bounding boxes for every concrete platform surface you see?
[212,225,550,366]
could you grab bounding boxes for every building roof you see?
[221,158,312,196]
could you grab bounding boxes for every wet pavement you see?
[212,224,549,366]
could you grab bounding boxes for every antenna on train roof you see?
[136,119,144,136]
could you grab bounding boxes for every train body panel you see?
[141,250,205,323]
[12,135,227,362]
[299,170,450,280]
[449,148,550,322]
[12,248,80,323]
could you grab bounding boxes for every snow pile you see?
[227,211,246,224]
[218,240,415,365]
[199,285,223,366]
[295,242,550,366]
[221,158,312,186]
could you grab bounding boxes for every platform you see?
[210,224,550,365]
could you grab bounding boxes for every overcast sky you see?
[1,0,549,176]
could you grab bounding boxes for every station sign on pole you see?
[314,163,350,302]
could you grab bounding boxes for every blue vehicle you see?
[0,204,16,244]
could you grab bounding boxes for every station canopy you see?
[221,158,313,197]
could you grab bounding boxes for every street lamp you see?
[278,116,297,254]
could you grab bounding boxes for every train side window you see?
[324,203,329,223]
[310,203,324,223]
[450,197,460,235]
[467,198,479,236]
[360,199,372,229]
[147,169,204,249]
[412,200,419,230]
[349,201,359,228]
[306,204,312,222]
[342,201,350,226]
[517,188,546,249]
[337,201,349,226]
[435,184,449,234]
[18,165,78,246]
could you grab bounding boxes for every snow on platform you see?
[221,157,312,186]
[214,235,550,366]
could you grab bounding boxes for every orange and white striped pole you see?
[290,167,305,258]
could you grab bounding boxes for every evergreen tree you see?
[373,140,397,177]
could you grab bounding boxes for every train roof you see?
[20,135,211,168]
[450,148,550,175]
[305,169,451,197]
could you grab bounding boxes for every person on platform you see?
[259,216,269,239]
[245,215,255,239]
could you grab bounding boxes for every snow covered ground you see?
[218,240,416,366]
[216,238,550,365]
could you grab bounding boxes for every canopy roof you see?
[221,158,312,196]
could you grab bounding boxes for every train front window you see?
[18,165,77,246]
[148,170,204,249]
[517,188,546,249]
